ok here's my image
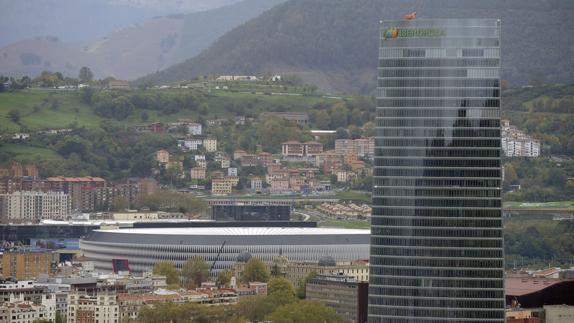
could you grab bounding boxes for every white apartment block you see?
[0,191,70,222]
[501,120,541,157]
[0,300,55,323]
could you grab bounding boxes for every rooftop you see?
[505,277,561,296]
[95,227,369,236]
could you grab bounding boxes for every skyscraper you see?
[369,19,504,322]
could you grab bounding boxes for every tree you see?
[314,110,331,129]
[110,196,128,211]
[268,277,296,305]
[242,257,269,283]
[152,261,179,287]
[181,256,209,289]
[265,300,342,323]
[217,269,232,288]
[8,109,20,123]
[504,164,518,184]
[78,66,93,83]
[329,102,349,128]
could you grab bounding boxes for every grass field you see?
[0,143,63,162]
[0,90,104,131]
[0,87,345,132]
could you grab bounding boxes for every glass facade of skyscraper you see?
[369,19,504,322]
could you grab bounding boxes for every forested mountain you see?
[137,0,574,93]
[0,0,284,79]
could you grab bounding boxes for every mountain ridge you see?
[136,0,574,93]
[0,0,285,79]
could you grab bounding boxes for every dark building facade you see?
[370,19,505,322]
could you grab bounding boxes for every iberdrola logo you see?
[383,27,399,39]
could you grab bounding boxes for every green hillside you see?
[137,0,574,93]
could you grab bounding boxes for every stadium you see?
[80,227,370,273]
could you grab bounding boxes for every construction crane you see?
[209,240,227,275]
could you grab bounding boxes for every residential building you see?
[282,141,305,157]
[155,150,170,164]
[336,170,355,183]
[0,191,70,222]
[45,176,105,212]
[250,177,263,192]
[2,250,54,280]
[196,160,207,169]
[370,19,505,322]
[178,139,202,151]
[306,274,368,323]
[286,259,369,284]
[0,300,56,323]
[211,179,233,196]
[228,168,238,177]
[289,176,305,193]
[304,141,324,157]
[0,163,39,178]
[190,167,207,180]
[203,138,217,152]
[187,123,202,135]
[194,154,206,161]
[335,138,375,159]
[257,152,274,167]
[108,80,130,89]
[240,154,258,167]
[210,171,224,179]
[502,120,541,157]
[0,280,51,304]
[269,179,290,194]
[67,287,119,323]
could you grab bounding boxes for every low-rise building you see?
[282,141,305,158]
[212,179,233,196]
[228,168,238,177]
[155,150,170,164]
[250,177,263,192]
[306,273,368,323]
[240,155,258,167]
[190,167,207,180]
[108,80,130,90]
[221,158,231,169]
[269,179,290,194]
[187,123,202,136]
[203,138,217,152]
[112,212,159,221]
[304,141,324,157]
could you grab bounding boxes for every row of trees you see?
[0,67,94,91]
[151,257,270,289]
[145,256,340,322]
